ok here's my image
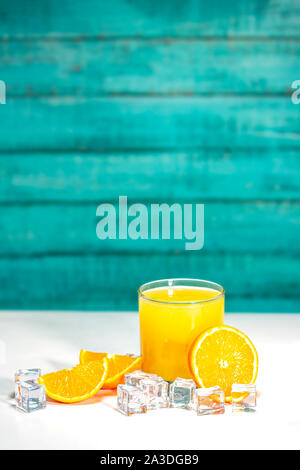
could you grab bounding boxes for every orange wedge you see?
[38,359,108,403]
[189,325,258,402]
[79,350,142,389]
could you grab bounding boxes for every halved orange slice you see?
[38,359,108,403]
[189,325,258,402]
[79,350,142,389]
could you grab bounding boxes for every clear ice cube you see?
[16,380,46,413]
[196,386,225,415]
[232,383,256,412]
[15,368,41,402]
[117,384,146,416]
[125,370,158,388]
[140,377,169,409]
[169,377,196,409]
[15,368,41,383]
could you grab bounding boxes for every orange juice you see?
[139,279,224,381]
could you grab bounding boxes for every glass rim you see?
[138,278,225,305]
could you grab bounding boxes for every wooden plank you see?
[0,97,299,151]
[1,39,298,96]
[228,298,300,313]
[0,202,299,255]
[1,150,299,202]
[0,0,299,38]
[0,253,298,311]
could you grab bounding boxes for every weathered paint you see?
[0,0,299,311]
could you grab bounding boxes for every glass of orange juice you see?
[138,278,225,382]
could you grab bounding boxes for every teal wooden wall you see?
[0,0,299,312]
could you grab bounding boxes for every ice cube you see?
[117,384,146,416]
[15,368,41,383]
[140,377,169,409]
[15,368,41,402]
[232,383,256,412]
[16,380,46,413]
[125,370,158,388]
[169,377,196,409]
[196,386,225,415]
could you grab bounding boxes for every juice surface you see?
[139,286,224,381]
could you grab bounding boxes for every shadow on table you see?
[0,377,15,406]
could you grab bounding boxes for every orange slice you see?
[189,325,258,402]
[38,359,108,403]
[79,350,142,389]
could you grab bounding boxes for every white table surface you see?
[0,311,300,450]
